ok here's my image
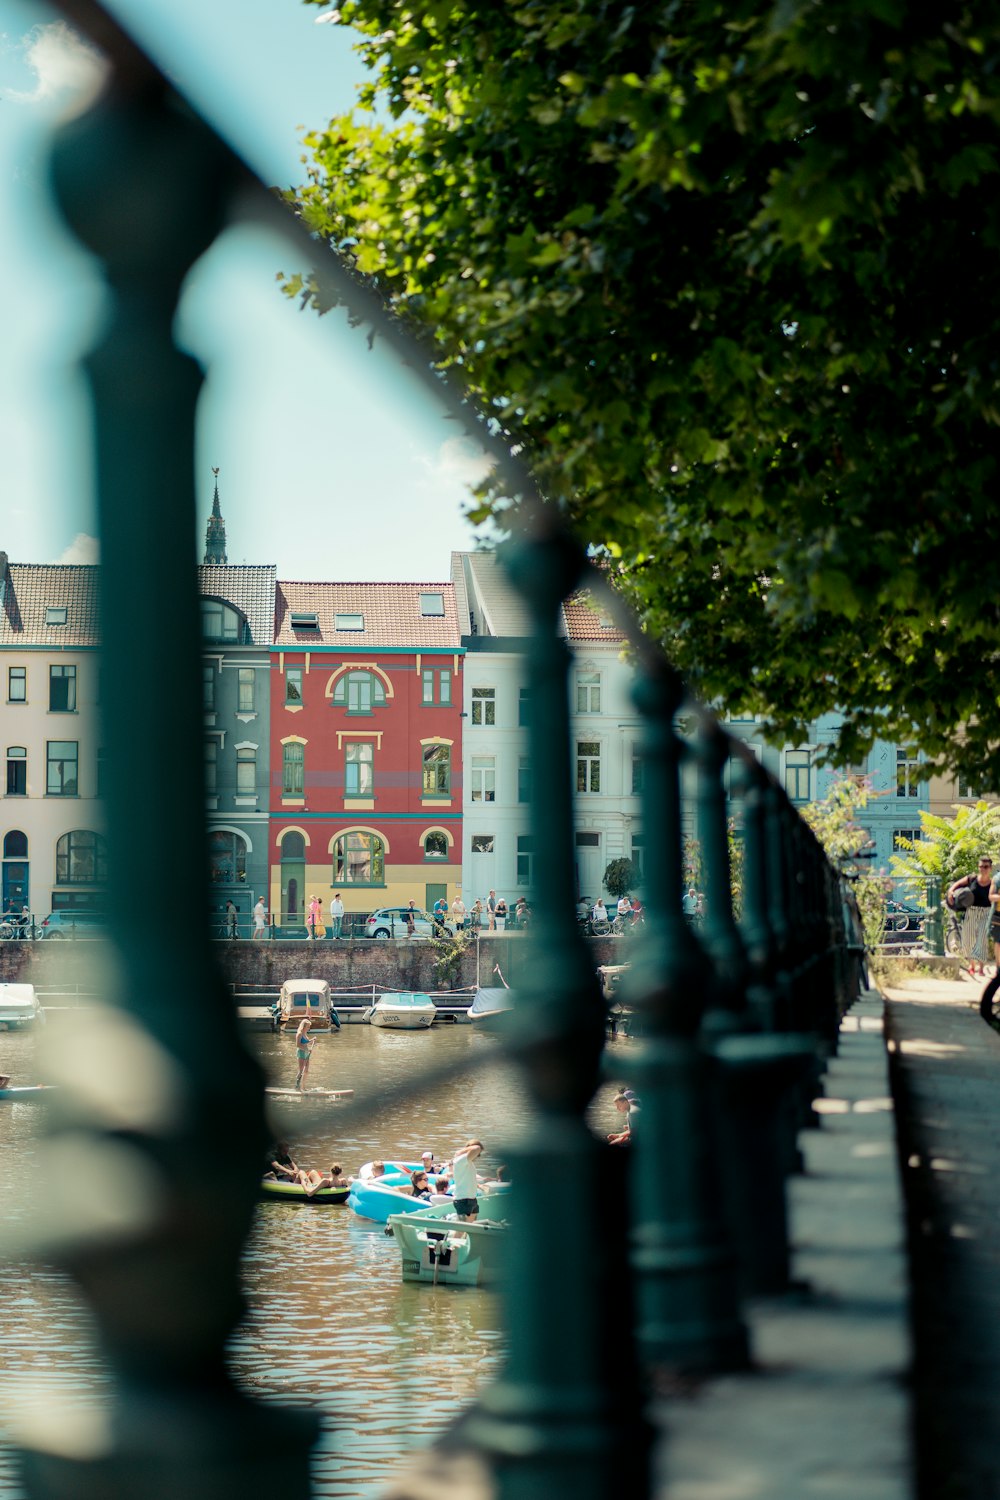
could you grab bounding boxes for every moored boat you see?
[368,991,436,1029]
[275,978,340,1032]
[0,1084,55,1101]
[259,1178,350,1205]
[386,1206,509,1287]
[0,983,44,1032]
[467,986,514,1031]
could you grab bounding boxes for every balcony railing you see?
[4,6,860,1499]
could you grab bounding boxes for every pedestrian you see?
[591,897,609,930]
[405,899,417,937]
[487,890,498,931]
[451,1139,484,1221]
[617,893,632,922]
[495,895,507,930]
[948,857,995,977]
[225,898,239,939]
[329,893,344,941]
[252,897,267,940]
[682,887,699,916]
[607,1089,640,1146]
[451,893,467,930]
[432,896,448,934]
[471,898,483,931]
[513,896,530,930]
[307,895,322,940]
[294,1019,314,1092]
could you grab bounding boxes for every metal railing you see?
[5,6,860,1498]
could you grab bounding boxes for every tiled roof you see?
[562,592,625,643]
[198,565,277,646]
[0,562,101,646]
[452,551,533,636]
[274,581,461,649]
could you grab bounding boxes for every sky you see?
[0,0,493,580]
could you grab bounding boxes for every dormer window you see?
[419,593,445,617]
[335,613,364,631]
[290,612,319,630]
[45,607,67,626]
[202,599,248,643]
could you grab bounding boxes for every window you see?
[335,613,364,631]
[420,592,445,617]
[422,669,435,705]
[334,831,384,885]
[784,749,811,802]
[285,667,303,705]
[958,779,979,799]
[518,757,532,804]
[576,831,600,848]
[517,835,534,885]
[422,744,451,796]
[201,599,246,643]
[56,830,107,886]
[631,751,644,795]
[424,831,448,859]
[333,671,386,714]
[576,671,601,713]
[6,747,26,796]
[896,747,920,798]
[45,606,67,626]
[202,664,216,712]
[518,688,532,727]
[3,831,27,858]
[576,741,601,793]
[290,612,319,630]
[423,668,451,705]
[238,669,255,713]
[208,830,247,884]
[894,829,921,848]
[236,746,256,795]
[345,741,373,796]
[204,739,217,795]
[471,687,495,726]
[49,664,77,712]
[46,741,78,796]
[471,757,496,803]
[472,834,495,854]
[439,670,451,706]
[283,742,304,796]
[631,834,645,880]
[8,667,25,703]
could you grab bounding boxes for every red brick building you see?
[269,581,463,927]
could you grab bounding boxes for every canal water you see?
[0,1011,629,1497]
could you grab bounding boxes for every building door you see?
[425,881,447,917]
[2,861,28,914]
[575,830,602,902]
[280,831,306,928]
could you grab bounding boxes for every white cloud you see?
[56,533,99,565]
[418,435,495,492]
[2,22,107,109]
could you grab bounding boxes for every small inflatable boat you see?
[259,1178,350,1205]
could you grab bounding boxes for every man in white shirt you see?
[329,893,345,940]
[616,894,632,922]
[450,1139,484,1220]
[252,898,266,940]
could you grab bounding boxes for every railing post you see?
[465,532,651,1499]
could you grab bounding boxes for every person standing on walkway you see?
[948,857,994,977]
[486,891,498,931]
[252,898,267,940]
[451,893,467,930]
[329,893,344,941]
[308,895,322,941]
[225,899,239,939]
[494,896,507,930]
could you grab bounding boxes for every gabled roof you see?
[0,561,100,646]
[452,550,625,644]
[274,581,460,649]
[198,565,277,646]
[562,593,625,643]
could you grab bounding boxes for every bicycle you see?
[945,909,963,956]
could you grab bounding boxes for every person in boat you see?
[607,1089,640,1146]
[451,1139,484,1221]
[420,1150,443,1175]
[0,1075,10,1089]
[294,1019,314,1091]
[370,1161,387,1178]
[429,1176,452,1205]
[409,1170,432,1200]
[264,1142,305,1183]
[303,1162,346,1197]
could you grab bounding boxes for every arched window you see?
[424,831,448,860]
[56,830,107,885]
[333,832,385,886]
[207,830,248,884]
[3,830,27,859]
[282,742,304,795]
[333,671,386,715]
[201,598,250,644]
[280,830,305,860]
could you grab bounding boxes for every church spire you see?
[203,466,228,565]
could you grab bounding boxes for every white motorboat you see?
[368,991,436,1029]
[386,1204,509,1287]
[0,983,44,1032]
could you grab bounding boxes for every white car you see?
[364,907,453,940]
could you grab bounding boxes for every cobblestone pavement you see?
[884,973,1000,1500]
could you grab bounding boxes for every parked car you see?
[364,907,453,940]
[39,911,107,939]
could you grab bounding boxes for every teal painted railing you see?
[8,5,859,1497]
